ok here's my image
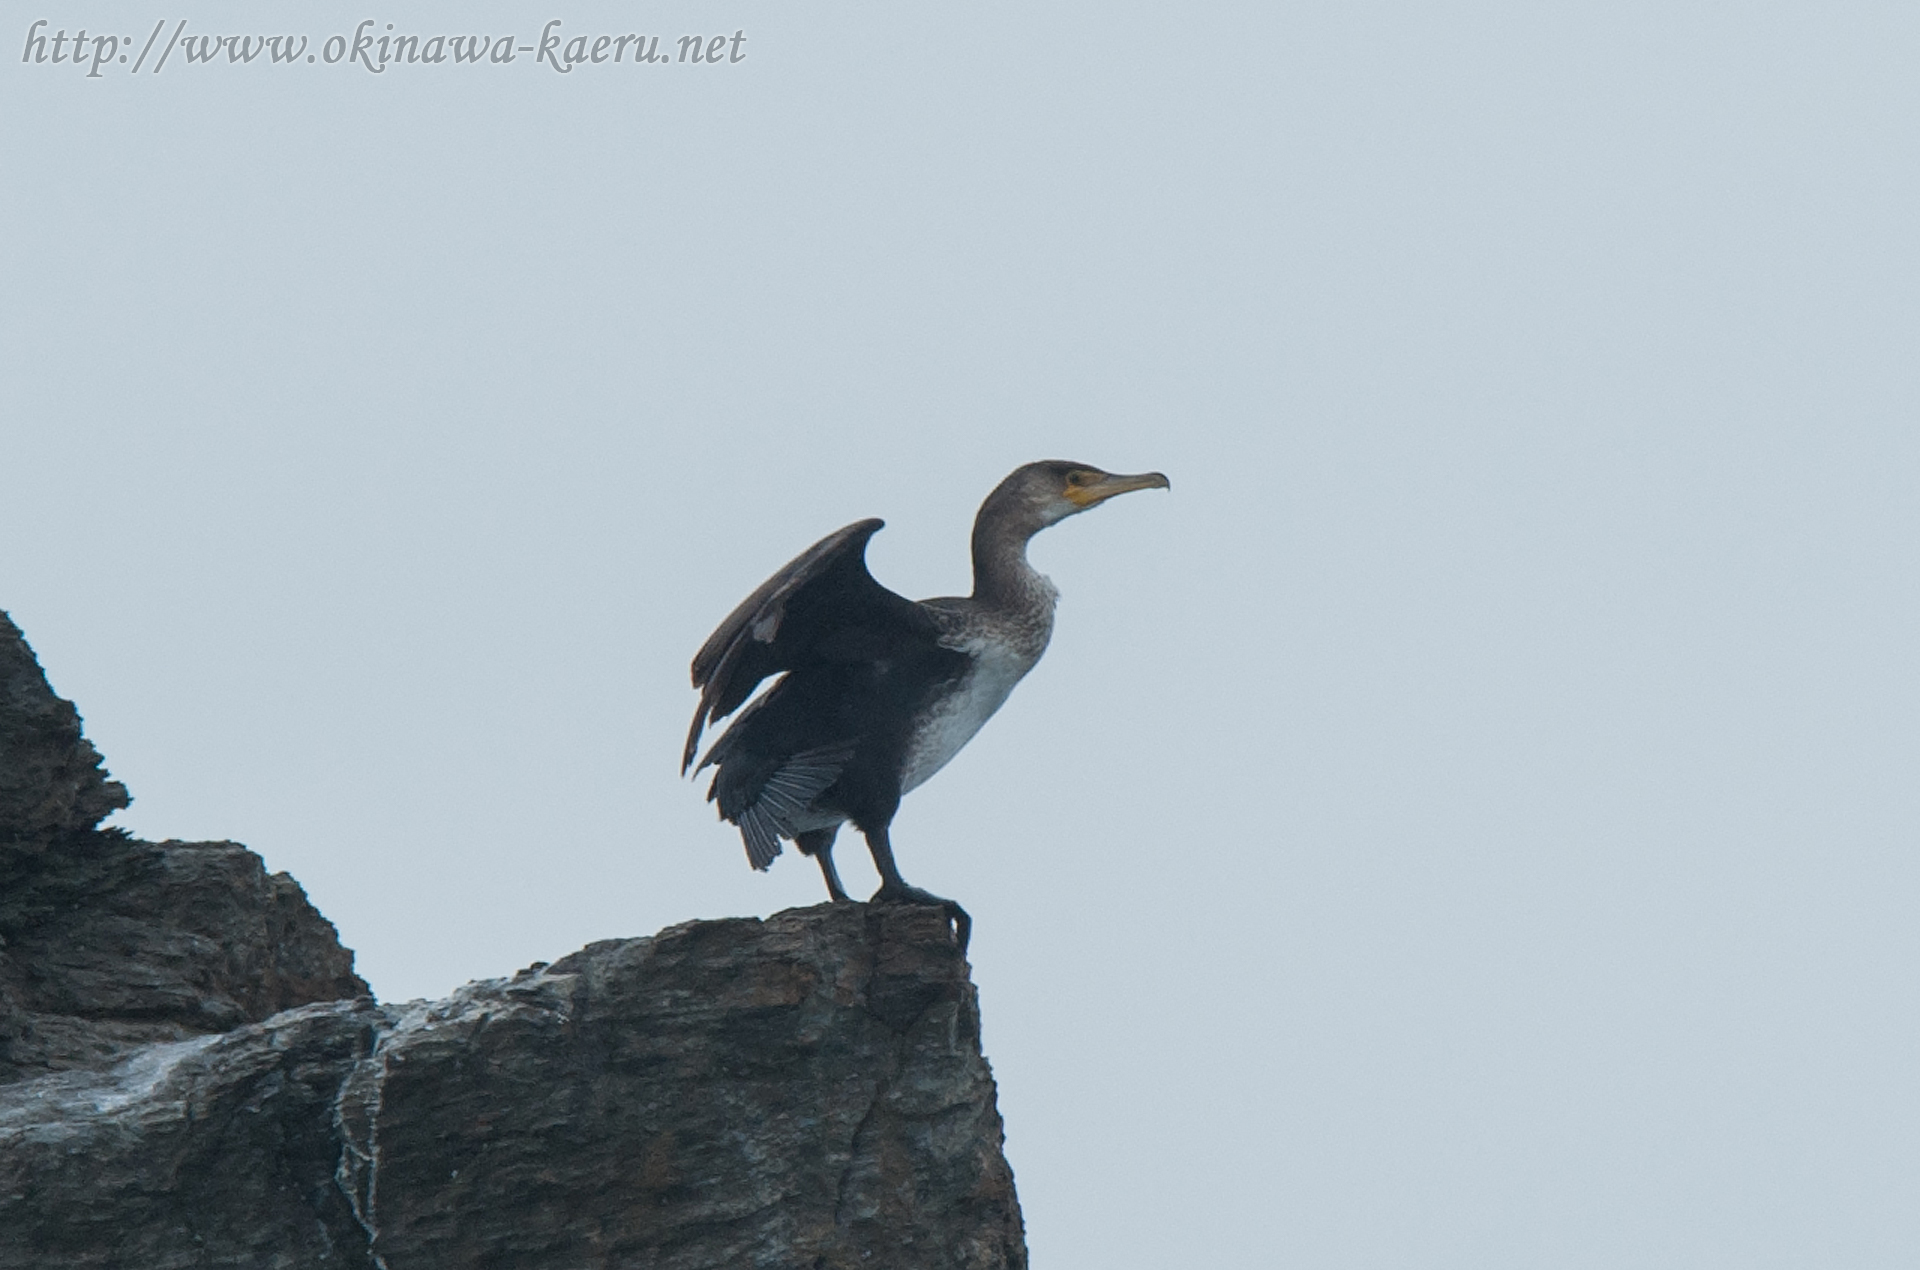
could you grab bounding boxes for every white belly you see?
[900,644,1036,794]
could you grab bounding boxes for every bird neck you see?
[970,517,1052,613]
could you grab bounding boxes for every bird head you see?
[981,460,1171,537]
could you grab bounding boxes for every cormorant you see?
[683,460,1168,947]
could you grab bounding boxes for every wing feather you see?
[683,517,928,771]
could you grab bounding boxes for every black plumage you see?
[684,461,1168,946]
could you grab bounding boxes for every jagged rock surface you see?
[0,609,127,857]
[0,611,368,1083]
[1,907,1025,1269]
[0,614,1026,1268]
[0,1002,385,1268]
[0,832,372,1080]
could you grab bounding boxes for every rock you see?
[0,1001,384,1269]
[0,905,1026,1270]
[0,834,372,1081]
[0,611,369,1084]
[0,610,128,857]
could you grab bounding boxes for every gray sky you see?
[6,2,1918,1265]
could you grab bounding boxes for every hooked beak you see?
[1065,470,1172,509]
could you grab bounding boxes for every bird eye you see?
[1065,469,1097,487]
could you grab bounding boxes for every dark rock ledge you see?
[0,612,1026,1269]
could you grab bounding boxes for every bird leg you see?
[861,825,971,952]
[796,828,851,904]
[816,852,851,904]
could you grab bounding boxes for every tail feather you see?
[739,805,784,870]
[716,743,855,872]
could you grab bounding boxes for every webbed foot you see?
[871,884,971,953]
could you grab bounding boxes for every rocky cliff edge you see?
[0,612,1026,1269]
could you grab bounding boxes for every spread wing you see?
[682,518,934,772]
